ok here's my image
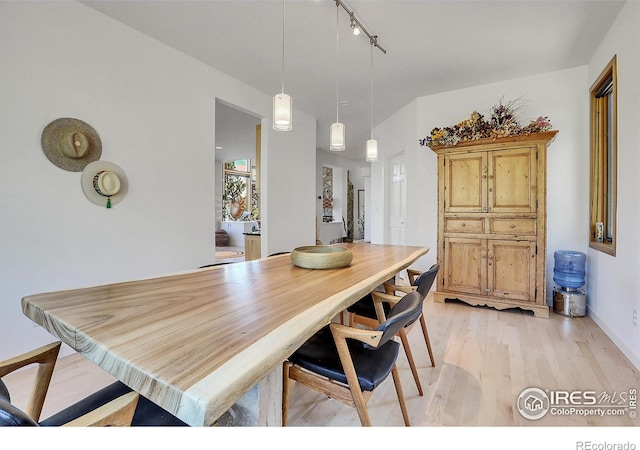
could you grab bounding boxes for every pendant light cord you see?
[281,0,285,94]
[370,41,374,140]
[335,3,339,123]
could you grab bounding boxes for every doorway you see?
[215,100,262,259]
[389,154,406,245]
[357,189,365,240]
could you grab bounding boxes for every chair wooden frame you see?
[383,281,435,366]
[0,341,60,422]
[349,269,436,397]
[0,342,139,427]
[385,280,435,388]
[406,268,422,285]
[62,391,139,427]
[283,292,411,427]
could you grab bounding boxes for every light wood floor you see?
[4,293,639,427]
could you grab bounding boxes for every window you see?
[589,55,617,256]
[223,159,258,221]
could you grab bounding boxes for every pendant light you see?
[273,0,292,131]
[330,3,345,151]
[366,38,378,162]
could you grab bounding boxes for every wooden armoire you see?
[429,131,558,318]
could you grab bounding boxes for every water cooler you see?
[552,250,586,317]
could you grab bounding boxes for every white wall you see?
[261,115,316,256]
[370,99,435,272]
[585,0,640,369]
[370,1,639,368]
[0,1,316,360]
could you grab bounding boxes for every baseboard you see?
[587,305,640,371]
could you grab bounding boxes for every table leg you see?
[258,366,283,426]
[212,365,282,426]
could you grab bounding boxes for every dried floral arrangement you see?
[419,97,553,148]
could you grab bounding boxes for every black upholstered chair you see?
[0,378,140,427]
[282,290,424,427]
[0,342,187,427]
[347,264,439,396]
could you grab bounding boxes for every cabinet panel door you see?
[488,240,536,301]
[489,148,536,213]
[444,237,486,295]
[444,152,487,213]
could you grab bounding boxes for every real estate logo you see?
[517,387,550,420]
[517,387,637,420]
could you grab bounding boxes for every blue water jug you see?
[553,250,586,289]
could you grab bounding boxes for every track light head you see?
[349,13,360,35]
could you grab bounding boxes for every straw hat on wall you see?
[41,118,102,172]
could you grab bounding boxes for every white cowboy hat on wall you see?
[81,161,128,208]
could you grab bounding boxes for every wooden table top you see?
[22,243,428,426]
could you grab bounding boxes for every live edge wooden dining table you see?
[22,243,428,427]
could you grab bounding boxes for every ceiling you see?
[81,0,625,162]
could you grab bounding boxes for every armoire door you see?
[488,147,537,213]
[443,152,487,213]
[443,237,486,295]
[488,239,536,301]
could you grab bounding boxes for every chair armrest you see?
[406,269,422,285]
[0,342,61,422]
[371,291,404,322]
[383,283,416,295]
[62,391,139,427]
[330,323,383,348]
[371,291,402,306]
[0,342,61,378]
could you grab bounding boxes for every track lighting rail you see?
[335,0,386,54]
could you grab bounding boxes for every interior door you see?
[389,155,406,245]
